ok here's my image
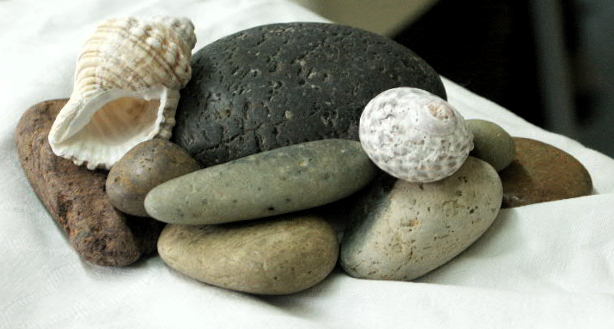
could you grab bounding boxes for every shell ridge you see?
[80,18,193,92]
[48,16,195,170]
[48,97,85,145]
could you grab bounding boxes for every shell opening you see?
[49,86,178,170]
[68,93,162,146]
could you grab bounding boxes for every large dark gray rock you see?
[173,22,446,167]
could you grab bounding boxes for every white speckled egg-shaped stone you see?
[359,87,474,183]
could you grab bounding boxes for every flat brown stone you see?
[16,99,165,266]
[499,137,592,208]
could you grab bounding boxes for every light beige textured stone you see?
[340,156,502,281]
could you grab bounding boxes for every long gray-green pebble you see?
[144,139,379,225]
[467,119,516,171]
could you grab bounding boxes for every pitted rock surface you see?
[173,22,446,167]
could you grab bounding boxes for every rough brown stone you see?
[16,99,165,266]
[499,137,593,208]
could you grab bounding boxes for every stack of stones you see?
[16,23,593,294]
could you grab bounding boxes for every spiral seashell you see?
[48,16,197,170]
[359,87,474,183]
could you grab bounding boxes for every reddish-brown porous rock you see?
[16,99,164,266]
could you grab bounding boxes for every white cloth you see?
[1,1,613,328]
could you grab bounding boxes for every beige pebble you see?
[158,214,339,295]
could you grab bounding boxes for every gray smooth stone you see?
[144,139,379,225]
[467,119,516,171]
[157,214,339,295]
[340,156,503,281]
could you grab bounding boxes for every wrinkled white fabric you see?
[1,1,613,328]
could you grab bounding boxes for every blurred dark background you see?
[392,0,614,157]
[294,0,614,157]
[393,0,544,125]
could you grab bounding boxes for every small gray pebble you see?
[467,119,516,171]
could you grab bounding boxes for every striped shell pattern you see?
[48,16,196,170]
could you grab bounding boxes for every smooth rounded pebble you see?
[467,119,515,171]
[340,156,502,281]
[145,139,379,225]
[172,22,446,167]
[106,139,201,217]
[157,214,339,295]
[499,137,592,208]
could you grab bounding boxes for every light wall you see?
[289,0,439,36]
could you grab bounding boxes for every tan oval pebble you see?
[340,156,502,281]
[499,137,592,208]
[106,139,201,217]
[158,214,339,295]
